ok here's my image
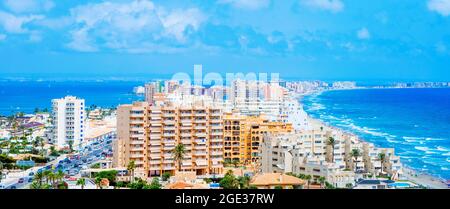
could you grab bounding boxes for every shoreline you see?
[297,88,449,189]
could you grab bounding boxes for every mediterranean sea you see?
[0,80,144,115]
[302,88,450,180]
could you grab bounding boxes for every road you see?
[0,136,113,189]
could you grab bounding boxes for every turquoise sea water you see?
[0,80,144,115]
[302,88,450,180]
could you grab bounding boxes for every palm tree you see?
[326,136,336,163]
[304,175,312,189]
[127,160,136,182]
[34,172,44,187]
[56,170,64,182]
[378,153,386,175]
[318,176,326,189]
[351,148,361,172]
[43,170,52,184]
[68,140,74,153]
[76,178,86,189]
[47,172,56,185]
[95,177,102,189]
[232,159,239,168]
[172,144,186,172]
[35,136,45,156]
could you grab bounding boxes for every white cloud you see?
[300,0,344,13]
[67,0,206,52]
[0,33,6,41]
[66,27,97,52]
[428,0,450,16]
[3,0,54,13]
[357,27,370,40]
[218,0,270,10]
[0,11,44,33]
[159,8,206,42]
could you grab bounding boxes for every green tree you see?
[219,170,240,189]
[144,178,162,189]
[43,170,52,184]
[127,161,136,182]
[326,137,336,163]
[76,178,86,189]
[95,170,118,185]
[68,140,74,153]
[34,171,44,187]
[162,172,171,181]
[304,175,312,189]
[56,170,65,182]
[351,148,361,172]
[378,153,386,175]
[238,175,251,189]
[0,162,3,183]
[345,183,353,189]
[172,144,186,172]
[232,159,239,168]
[318,176,326,189]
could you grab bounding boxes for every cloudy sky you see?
[1,0,450,81]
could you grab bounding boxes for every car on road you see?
[28,172,34,176]
[28,177,34,183]
[18,178,24,184]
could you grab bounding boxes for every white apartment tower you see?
[51,96,85,149]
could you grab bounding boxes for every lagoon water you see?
[302,88,450,179]
[0,80,144,115]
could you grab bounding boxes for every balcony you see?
[193,151,207,156]
[194,126,207,130]
[211,138,223,143]
[194,120,207,123]
[150,134,161,139]
[130,133,145,138]
[131,140,145,145]
[150,154,161,159]
[210,132,223,136]
[163,120,176,125]
[181,139,192,144]
[163,166,175,170]
[150,121,162,127]
[180,132,191,137]
[195,159,208,166]
[194,139,207,144]
[130,154,144,158]
[150,161,160,165]
[211,151,223,156]
[210,144,222,149]
[149,147,161,152]
[195,133,207,137]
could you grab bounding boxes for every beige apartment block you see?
[223,112,293,165]
[113,101,224,179]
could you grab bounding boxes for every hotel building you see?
[51,96,85,149]
[223,112,293,165]
[113,101,224,179]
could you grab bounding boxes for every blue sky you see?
[1,0,450,81]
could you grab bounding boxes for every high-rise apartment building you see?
[223,112,293,164]
[51,96,85,149]
[113,101,224,179]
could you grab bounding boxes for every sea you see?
[0,80,144,115]
[302,88,450,180]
